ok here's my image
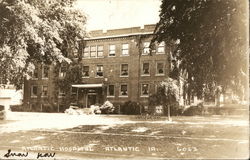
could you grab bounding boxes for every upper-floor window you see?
[121,44,129,56]
[42,85,48,97]
[31,85,38,97]
[107,85,115,97]
[141,84,149,96]
[157,42,165,54]
[32,68,38,79]
[109,44,116,57]
[120,64,128,77]
[82,66,89,77]
[156,62,164,75]
[97,45,104,57]
[142,62,150,75]
[90,46,96,57]
[96,65,103,77]
[59,65,67,78]
[83,46,89,58]
[143,42,150,55]
[120,84,128,96]
[42,65,49,79]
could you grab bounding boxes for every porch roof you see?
[71,84,103,88]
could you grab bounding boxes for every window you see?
[90,46,96,57]
[96,65,103,77]
[42,86,48,97]
[107,85,115,97]
[121,64,128,76]
[141,84,149,96]
[97,45,103,57]
[156,62,164,75]
[42,65,49,79]
[32,68,38,79]
[59,66,67,78]
[73,51,78,58]
[142,62,150,75]
[82,66,89,77]
[83,46,89,58]
[58,88,66,97]
[109,44,116,56]
[122,44,129,55]
[120,84,128,96]
[143,42,150,55]
[71,87,77,95]
[31,85,38,97]
[157,42,165,54]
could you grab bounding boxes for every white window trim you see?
[95,65,104,78]
[97,45,104,58]
[155,62,165,76]
[156,42,165,54]
[31,85,38,98]
[82,66,90,78]
[141,83,150,97]
[121,43,129,56]
[108,44,116,57]
[142,42,150,55]
[141,62,150,76]
[120,64,129,77]
[90,46,97,58]
[41,85,48,97]
[107,85,115,97]
[119,84,128,97]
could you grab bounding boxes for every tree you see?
[151,0,248,102]
[0,0,87,89]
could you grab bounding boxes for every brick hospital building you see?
[23,24,171,112]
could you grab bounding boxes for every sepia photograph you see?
[0,0,249,159]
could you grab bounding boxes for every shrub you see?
[100,101,115,114]
[121,101,142,115]
[10,105,24,112]
[182,106,203,116]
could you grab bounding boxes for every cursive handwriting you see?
[37,152,56,159]
[4,149,28,158]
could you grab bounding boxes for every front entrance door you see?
[87,94,96,107]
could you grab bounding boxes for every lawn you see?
[0,112,248,159]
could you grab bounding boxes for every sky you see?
[75,0,161,31]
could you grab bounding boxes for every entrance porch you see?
[71,84,105,108]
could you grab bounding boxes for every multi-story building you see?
[23,24,171,112]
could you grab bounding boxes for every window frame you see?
[156,42,165,54]
[31,85,38,98]
[97,45,104,57]
[58,88,66,98]
[90,46,97,58]
[141,62,150,76]
[83,46,90,58]
[96,65,104,77]
[107,85,115,97]
[109,44,116,57]
[120,64,129,77]
[120,84,128,97]
[142,42,150,55]
[156,62,165,76]
[59,66,67,78]
[82,65,90,78]
[42,85,48,97]
[141,83,149,97]
[32,68,39,80]
[121,43,129,56]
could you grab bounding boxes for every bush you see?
[163,103,183,116]
[10,105,24,112]
[100,101,115,114]
[182,106,203,116]
[121,101,142,115]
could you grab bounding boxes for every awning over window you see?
[71,84,103,88]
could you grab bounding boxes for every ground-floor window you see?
[107,85,115,97]
[82,66,89,77]
[120,84,128,96]
[96,65,103,77]
[141,84,149,96]
[31,85,38,97]
[58,88,66,97]
[42,86,48,97]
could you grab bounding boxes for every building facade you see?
[23,24,171,112]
